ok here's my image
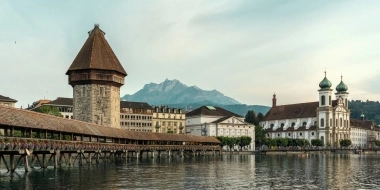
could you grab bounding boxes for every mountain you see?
[122,79,241,105]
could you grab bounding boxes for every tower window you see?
[302,122,307,127]
[321,118,324,127]
[329,96,332,105]
[281,123,284,128]
[321,95,325,106]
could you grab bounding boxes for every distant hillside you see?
[349,100,380,125]
[122,79,240,105]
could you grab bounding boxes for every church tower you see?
[66,24,127,128]
[335,75,349,108]
[317,71,333,145]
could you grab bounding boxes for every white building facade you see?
[260,73,379,147]
[186,106,255,150]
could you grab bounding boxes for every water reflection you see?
[1,154,380,189]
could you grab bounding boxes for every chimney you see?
[361,114,365,121]
[272,93,277,107]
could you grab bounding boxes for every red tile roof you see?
[350,119,374,130]
[0,105,219,144]
[66,25,127,76]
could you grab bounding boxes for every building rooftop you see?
[66,24,127,76]
[0,105,219,143]
[0,95,17,103]
[186,106,242,118]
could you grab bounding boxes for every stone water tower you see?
[66,24,127,128]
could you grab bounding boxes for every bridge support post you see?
[136,151,140,159]
[158,151,161,157]
[54,151,59,169]
[167,150,171,158]
[125,151,128,160]
[24,155,29,172]
[180,150,184,157]
[96,151,100,163]
[88,153,92,164]
[30,154,35,168]
[68,153,72,166]
[10,154,15,172]
[42,154,47,169]
[151,151,155,158]
[192,150,196,157]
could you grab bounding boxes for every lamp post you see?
[179,123,184,134]
[201,122,208,136]
[155,121,160,133]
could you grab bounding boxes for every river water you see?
[1,153,380,189]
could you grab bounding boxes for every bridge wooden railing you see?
[0,137,221,152]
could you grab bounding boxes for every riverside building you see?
[259,72,379,147]
[152,106,186,134]
[185,106,255,150]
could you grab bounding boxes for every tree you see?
[257,112,264,122]
[311,139,324,147]
[255,125,267,147]
[238,136,252,150]
[216,136,227,148]
[37,106,62,117]
[339,139,352,147]
[375,140,380,147]
[245,110,257,125]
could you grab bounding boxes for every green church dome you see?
[336,78,348,92]
[319,73,332,89]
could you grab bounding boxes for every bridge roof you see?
[0,105,220,144]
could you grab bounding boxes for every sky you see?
[1,0,380,108]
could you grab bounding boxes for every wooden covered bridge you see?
[0,105,221,172]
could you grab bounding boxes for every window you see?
[291,122,295,127]
[329,96,332,105]
[330,119,332,127]
[299,132,302,136]
[321,118,324,127]
[270,124,274,128]
[311,132,314,136]
[302,122,307,127]
[288,133,291,137]
[340,118,342,127]
[277,133,280,137]
[281,123,284,128]
[321,95,325,106]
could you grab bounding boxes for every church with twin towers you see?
[260,72,379,147]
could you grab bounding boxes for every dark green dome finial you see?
[319,71,332,89]
[336,75,348,92]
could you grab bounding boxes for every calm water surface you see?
[1,154,380,189]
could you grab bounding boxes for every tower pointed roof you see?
[66,24,127,76]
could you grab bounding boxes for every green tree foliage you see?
[216,136,252,151]
[339,139,352,147]
[238,136,252,150]
[255,125,267,147]
[216,136,229,148]
[375,140,380,147]
[244,110,257,125]
[349,100,380,124]
[244,110,265,126]
[311,139,324,146]
[37,106,62,117]
[257,112,264,122]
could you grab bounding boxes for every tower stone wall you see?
[73,84,120,128]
